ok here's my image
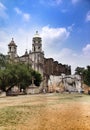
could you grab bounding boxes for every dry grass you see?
[0,93,90,130]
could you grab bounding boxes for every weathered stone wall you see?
[26,85,40,94]
[44,58,71,77]
[48,75,82,93]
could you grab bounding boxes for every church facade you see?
[8,31,71,80]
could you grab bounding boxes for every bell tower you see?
[32,31,42,52]
[8,38,17,60]
[31,31,44,76]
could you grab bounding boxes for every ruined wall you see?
[48,75,82,93]
[44,58,71,77]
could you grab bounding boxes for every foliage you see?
[0,53,7,68]
[31,70,42,86]
[0,59,42,91]
[75,67,85,75]
[75,66,90,86]
[83,66,90,86]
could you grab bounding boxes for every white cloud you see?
[47,46,90,74]
[0,27,34,55]
[14,7,30,22]
[40,26,70,60]
[23,13,30,22]
[0,2,8,19]
[83,44,90,56]
[0,29,11,54]
[1,26,69,56]
[41,26,70,48]
[71,0,80,4]
[14,7,22,14]
[68,24,75,31]
[86,11,90,22]
[0,2,6,10]
[40,26,90,73]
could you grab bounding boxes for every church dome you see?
[33,31,41,38]
[8,38,17,47]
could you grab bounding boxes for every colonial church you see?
[8,31,71,79]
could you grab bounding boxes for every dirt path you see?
[0,93,90,130]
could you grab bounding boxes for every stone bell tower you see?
[32,31,42,52]
[30,31,44,76]
[8,38,17,60]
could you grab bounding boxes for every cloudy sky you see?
[0,0,90,73]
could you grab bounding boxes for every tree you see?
[83,66,90,86]
[15,63,32,90]
[31,70,42,86]
[75,66,90,86]
[0,63,18,91]
[0,68,10,91]
[0,62,42,91]
[75,67,85,75]
[0,53,8,67]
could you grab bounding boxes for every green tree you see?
[75,66,90,86]
[0,62,42,91]
[83,66,90,86]
[15,63,32,90]
[75,67,85,75]
[0,53,8,68]
[31,70,42,86]
[0,69,9,91]
[0,63,18,91]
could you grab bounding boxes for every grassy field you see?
[0,93,90,130]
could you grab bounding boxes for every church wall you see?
[44,58,71,77]
[30,52,44,76]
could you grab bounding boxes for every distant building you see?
[8,31,71,86]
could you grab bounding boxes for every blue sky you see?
[0,0,90,73]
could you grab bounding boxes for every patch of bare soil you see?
[0,94,90,130]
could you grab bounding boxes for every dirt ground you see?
[0,93,90,130]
